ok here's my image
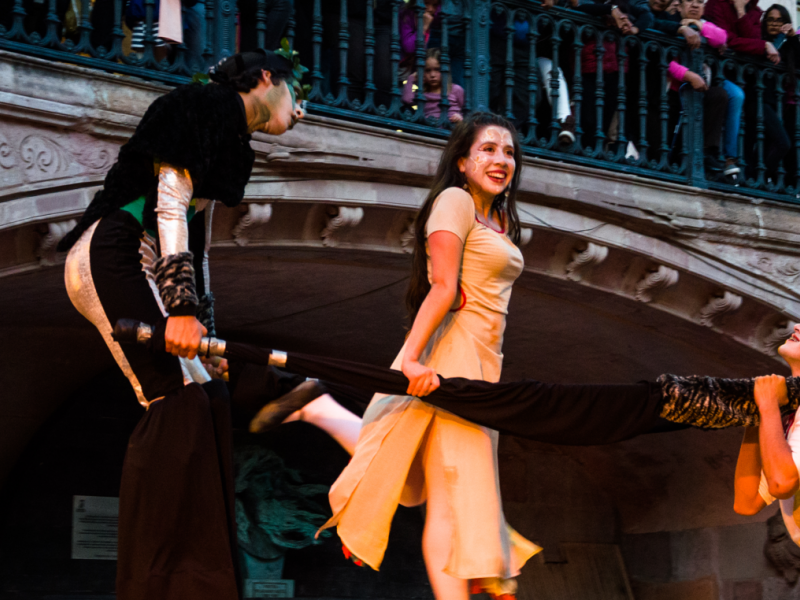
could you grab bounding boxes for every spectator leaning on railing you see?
[690,0,753,179]
[646,0,703,163]
[488,4,576,147]
[665,0,734,180]
[399,0,467,87]
[760,4,797,182]
[575,0,653,156]
[650,0,703,45]
[706,0,790,181]
[705,0,778,59]
[120,0,205,71]
[400,0,441,67]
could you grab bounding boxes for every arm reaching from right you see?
[734,426,767,515]
[755,375,798,499]
[734,375,798,515]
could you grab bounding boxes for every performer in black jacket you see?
[59,49,304,600]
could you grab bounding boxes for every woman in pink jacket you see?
[705,0,784,181]
[666,0,739,180]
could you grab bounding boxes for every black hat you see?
[210,48,293,80]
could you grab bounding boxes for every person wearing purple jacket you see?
[399,0,467,86]
[402,48,466,125]
[400,0,441,65]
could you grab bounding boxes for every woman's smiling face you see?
[458,125,516,199]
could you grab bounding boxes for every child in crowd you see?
[402,48,465,124]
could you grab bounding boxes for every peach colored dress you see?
[319,187,540,591]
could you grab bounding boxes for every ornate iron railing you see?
[1,0,797,202]
[702,47,800,197]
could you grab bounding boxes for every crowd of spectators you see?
[482,0,800,183]
[3,0,800,184]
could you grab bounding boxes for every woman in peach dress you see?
[318,112,539,599]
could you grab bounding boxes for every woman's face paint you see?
[253,78,305,135]
[458,125,516,199]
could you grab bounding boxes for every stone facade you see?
[3,50,800,599]
[3,51,800,356]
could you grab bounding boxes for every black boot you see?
[249,379,328,433]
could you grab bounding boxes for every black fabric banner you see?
[223,342,667,444]
[282,352,668,445]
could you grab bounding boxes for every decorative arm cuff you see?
[197,292,216,337]
[154,251,198,315]
[658,374,800,429]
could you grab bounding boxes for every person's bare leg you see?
[283,394,362,455]
[421,423,470,600]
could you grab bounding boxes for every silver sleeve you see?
[155,164,194,256]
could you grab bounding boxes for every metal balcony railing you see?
[1,0,798,203]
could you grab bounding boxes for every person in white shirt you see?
[734,324,800,543]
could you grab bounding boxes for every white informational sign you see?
[71,495,119,560]
[244,579,295,598]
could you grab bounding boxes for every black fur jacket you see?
[659,374,800,428]
[58,82,254,251]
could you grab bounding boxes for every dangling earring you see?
[463,181,469,191]
[504,189,510,202]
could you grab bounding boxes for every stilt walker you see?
[58,47,306,600]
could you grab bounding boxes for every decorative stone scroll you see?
[232,203,273,246]
[400,218,416,254]
[321,206,364,247]
[565,242,608,282]
[38,219,76,266]
[699,291,742,327]
[635,265,679,303]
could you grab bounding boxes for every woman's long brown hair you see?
[405,112,523,325]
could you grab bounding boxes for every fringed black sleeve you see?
[658,374,800,428]
[197,293,216,336]
[154,252,199,316]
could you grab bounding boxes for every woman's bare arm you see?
[402,230,463,397]
[733,426,767,515]
[757,375,799,499]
